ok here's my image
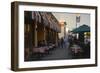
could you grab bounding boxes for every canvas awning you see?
[25,11,61,33]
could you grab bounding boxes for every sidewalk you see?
[41,43,73,60]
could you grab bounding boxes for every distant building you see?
[58,21,67,39]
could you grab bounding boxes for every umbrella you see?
[72,24,90,33]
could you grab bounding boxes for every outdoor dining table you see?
[70,44,82,54]
[33,47,48,53]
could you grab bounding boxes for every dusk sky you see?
[52,12,90,31]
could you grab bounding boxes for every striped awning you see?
[39,12,49,27]
[31,11,61,32]
[32,12,42,23]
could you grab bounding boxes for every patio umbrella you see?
[72,24,90,33]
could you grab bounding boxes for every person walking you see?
[61,37,64,48]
